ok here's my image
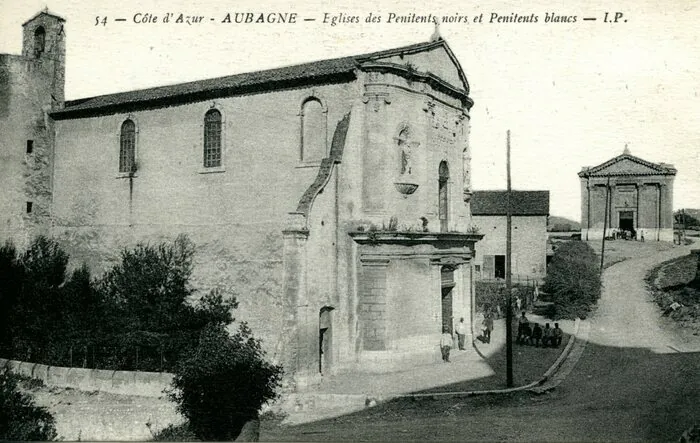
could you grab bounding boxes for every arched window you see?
[119,120,136,173]
[203,109,222,168]
[439,161,450,232]
[301,98,325,162]
[33,27,45,57]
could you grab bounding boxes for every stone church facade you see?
[579,149,677,242]
[1,11,482,385]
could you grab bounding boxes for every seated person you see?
[531,323,543,347]
[542,323,553,346]
[552,323,563,346]
[518,322,532,345]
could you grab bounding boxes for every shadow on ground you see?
[261,342,700,442]
[415,331,572,394]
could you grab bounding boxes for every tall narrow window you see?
[301,98,325,162]
[439,161,450,232]
[26,140,34,154]
[203,109,222,168]
[119,119,136,173]
[33,27,45,57]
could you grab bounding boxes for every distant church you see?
[579,147,677,242]
[1,11,483,386]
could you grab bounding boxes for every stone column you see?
[361,91,391,212]
[280,226,314,388]
[635,183,640,230]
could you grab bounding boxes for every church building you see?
[579,148,677,242]
[1,11,483,386]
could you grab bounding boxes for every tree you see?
[543,241,601,319]
[0,369,57,441]
[169,322,283,441]
[0,242,22,354]
[12,237,69,361]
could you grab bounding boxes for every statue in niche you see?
[397,127,412,175]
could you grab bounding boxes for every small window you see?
[34,27,45,57]
[26,202,33,214]
[203,109,222,168]
[26,140,34,154]
[119,119,136,173]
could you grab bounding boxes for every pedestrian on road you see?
[440,328,453,362]
[455,317,467,350]
[483,314,494,344]
[517,311,529,339]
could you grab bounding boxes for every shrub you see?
[0,369,57,441]
[475,281,507,315]
[543,241,601,319]
[149,423,198,441]
[169,322,283,441]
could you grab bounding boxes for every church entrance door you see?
[441,267,455,334]
[619,211,634,232]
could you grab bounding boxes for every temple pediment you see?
[579,154,676,177]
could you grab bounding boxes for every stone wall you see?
[0,358,172,397]
[50,82,357,361]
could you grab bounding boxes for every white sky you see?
[1,0,698,221]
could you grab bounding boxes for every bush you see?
[543,241,601,319]
[0,369,57,441]
[169,323,283,441]
[149,423,199,441]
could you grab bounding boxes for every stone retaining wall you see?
[0,357,172,397]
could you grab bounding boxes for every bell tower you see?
[21,9,66,107]
[0,10,66,249]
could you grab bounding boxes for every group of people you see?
[516,312,562,347]
[439,312,563,363]
[608,227,644,241]
[440,317,470,363]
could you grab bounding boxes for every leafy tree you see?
[675,210,700,228]
[543,241,601,319]
[169,322,283,441]
[11,237,69,361]
[0,369,57,441]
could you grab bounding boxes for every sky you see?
[1,0,698,221]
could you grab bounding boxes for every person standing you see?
[455,317,467,350]
[440,328,453,362]
[483,314,494,344]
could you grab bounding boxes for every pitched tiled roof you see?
[53,39,468,119]
[471,191,550,216]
